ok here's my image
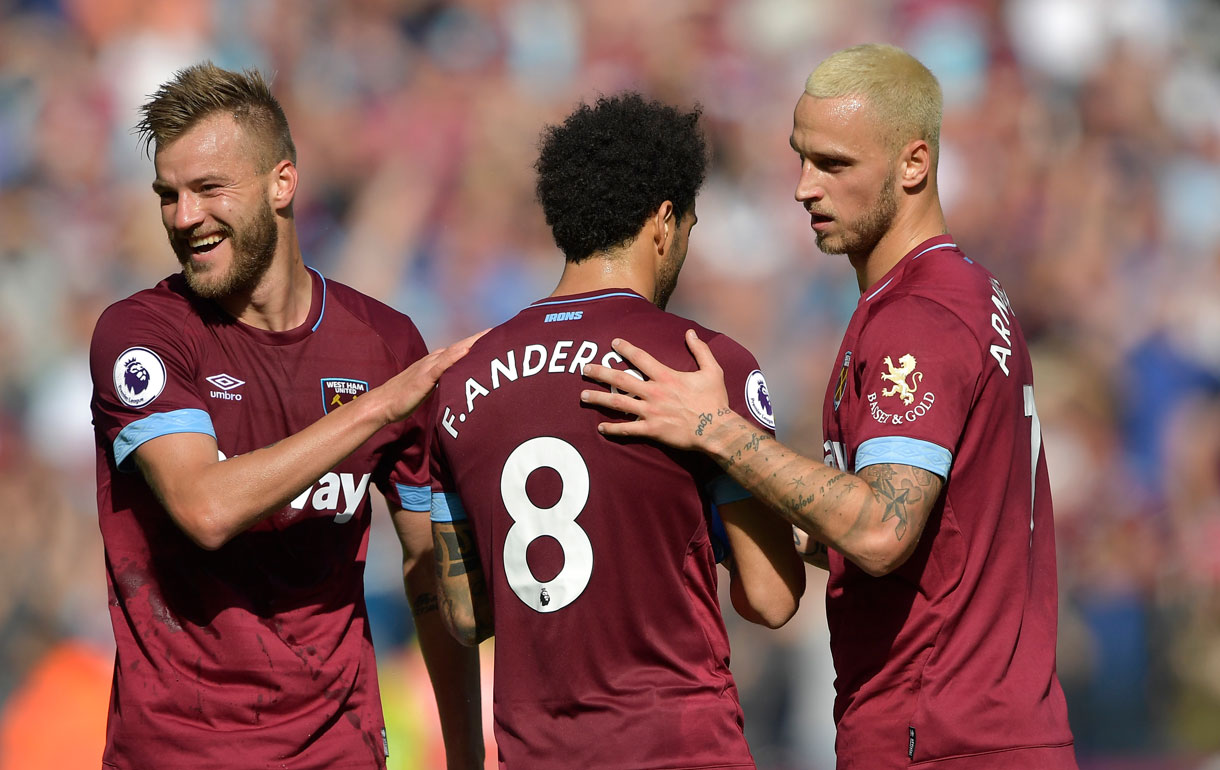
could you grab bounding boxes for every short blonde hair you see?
[136,61,296,170]
[805,44,942,158]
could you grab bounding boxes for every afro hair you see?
[534,92,708,263]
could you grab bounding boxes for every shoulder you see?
[91,275,198,348]
[321,276,426,356]
[662,312,760,372]
[868,248,999,341]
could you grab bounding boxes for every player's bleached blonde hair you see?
[135,61,296,171]
[805,44,942,159]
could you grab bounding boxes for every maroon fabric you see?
[821,236,1076,768]
[90,270,429,769]
[433,289,771,769]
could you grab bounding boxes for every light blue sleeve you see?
[395,484,431,512]
[854,436,952,479]
[113,409,215,472]
[430,491,468,523]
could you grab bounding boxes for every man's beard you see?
[654,239,686,311]
[175,197,278,300]
[817,170,898,257]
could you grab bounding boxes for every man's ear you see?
[899,139,931,190]
[269,160,298,213]
[652,200,675,255]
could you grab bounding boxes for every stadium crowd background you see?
[1,0,1219,767]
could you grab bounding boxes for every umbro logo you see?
[206,373,244,390]
[207,373,245,401]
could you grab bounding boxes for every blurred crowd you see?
[2,0,1220,767]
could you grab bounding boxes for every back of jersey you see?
[432,289,767,769]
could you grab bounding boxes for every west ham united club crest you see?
[321,377,369,414]
[834,351,852,411]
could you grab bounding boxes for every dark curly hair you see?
[535,92,708,263]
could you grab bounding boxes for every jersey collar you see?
[861,234,959,304]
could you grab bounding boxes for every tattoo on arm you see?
[435,526,480,578]
[432,523,494,641]
[411,591,439,616]
[722,431,773,469]
[859,464,939,542]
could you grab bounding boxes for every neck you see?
[849,195,948,293]
[217,227,312,332]
[551,244,657,305]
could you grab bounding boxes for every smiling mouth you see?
[190,232,225,253]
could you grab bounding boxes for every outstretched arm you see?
[394,507,484,770]
[717,497,805,627]
[133,332,482,550]
[580,331,943,577]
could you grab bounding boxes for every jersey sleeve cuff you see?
[854,436,952,479]
[113,409,215,473]
[395,483,431,512]
[430,491,468,523]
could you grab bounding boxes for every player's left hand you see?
[580,330,733,452]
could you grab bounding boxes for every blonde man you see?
[581,44,1078,769]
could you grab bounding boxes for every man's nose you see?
[173,191,205,231]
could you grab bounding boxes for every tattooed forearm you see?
[722,431,774,469]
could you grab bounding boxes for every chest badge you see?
[321,378,369,414]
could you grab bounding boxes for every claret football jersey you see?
[431,289,777,770]
[89,269,430,769]
[822,236,1075,768]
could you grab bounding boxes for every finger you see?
[684,329,723,375]
[581,364,646,394]
[609,338,674,382]
[455,327,491,350]
[580,389,646,417]
[431,330,485,372]
[596,418,652,437]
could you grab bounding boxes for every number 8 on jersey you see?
[501,436,594,613]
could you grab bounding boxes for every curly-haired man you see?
[428,92,805,769]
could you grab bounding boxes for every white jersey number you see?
[501,436,593,613]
